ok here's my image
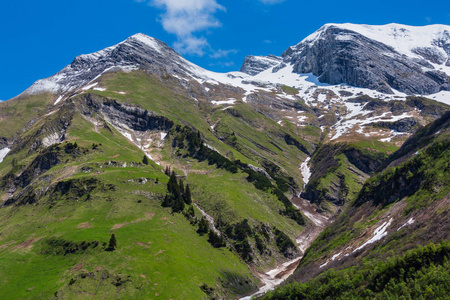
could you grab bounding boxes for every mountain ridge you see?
[0,22,449,299]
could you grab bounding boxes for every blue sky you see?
[1,0,449,100]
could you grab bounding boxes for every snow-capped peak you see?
[127,33,163,54]
[20,33,179,100]
[299,23,450,64]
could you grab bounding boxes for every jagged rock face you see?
[282,25,450,95]
[22,34,198,96]
[78,94,174,132]
[240,55,282,75]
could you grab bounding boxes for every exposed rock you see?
[412,47,447,64]
[21,33,201,97]
[0,137,8,149]
[247,164,272,180]
[77,93,174,133]
[282,25,450,95]
[366,118,418,132]
[240,55,282,76]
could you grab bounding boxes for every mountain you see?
[241,23,450,95]
[263,111,450,299]
[0,23,449,299]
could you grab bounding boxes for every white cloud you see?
[149,0,225,55]
[209,49,238,59]
[258,0,285,4]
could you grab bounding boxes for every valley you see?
[0,23,449,299]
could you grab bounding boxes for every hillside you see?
[0,24,449,299]
[263,111,450,299]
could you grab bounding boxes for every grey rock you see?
[0,137,7,149]
[78,93,174,133]
[366,118,418,132]
[412,47,447,64]
[240,55,282,75]
[22,34,200,97]
[282,25,450,95]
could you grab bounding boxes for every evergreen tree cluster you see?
[172,125,238,173]
[162,170,192,213]
[196,217,225,248]
[263,241,450,300]
[170,125,305,225]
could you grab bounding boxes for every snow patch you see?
[0,148,11,163]
[130,33,162,54]
[397,218,415,231]
[54,95,64,105]
[42,133,63,147]
[211,99,236,105]
[300,157,311,189]
[93,87,106,91]
[81,82,98,91]
[353,218,393,253]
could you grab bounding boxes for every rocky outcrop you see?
[0,137,8,149]
[77,93,174,132]
[366,118,418,132]
[281,25,450,95]
[301,143,386,206]
[240,55,282,76]
[22,34,199,97]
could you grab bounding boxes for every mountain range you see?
[0,23,449,299]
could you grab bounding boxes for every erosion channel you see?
[240,195,331,299]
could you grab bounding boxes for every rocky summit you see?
[0,23,449,299]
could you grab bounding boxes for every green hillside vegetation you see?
[265,110,450,298]
[0,70,313,298]
[263,241,450,300]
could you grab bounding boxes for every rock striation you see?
[240,55,282,76]
[281,24,450,95]
[21,34,199,97]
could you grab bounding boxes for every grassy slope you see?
[0,70,312,298]
[0,93,55,139]
[0,114,257,299]
[267,112,450,296]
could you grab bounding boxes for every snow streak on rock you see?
[0,148,10,163]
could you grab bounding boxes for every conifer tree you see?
[184,184,192,205]
[197,217,209,235]
[142,155,149,165]
[172,195,185,213]
[108,233,117,251]
[179,179,185,195]
[187,205,195,217]
[168,172,179,195]
[162,194,172,207]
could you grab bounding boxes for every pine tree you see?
[162,195,172,207]
[172,195,185,213]
[187,205,195,217]
[208,229,225,248]
[167,172,179,195]
[197,217,209,235]
[179,179,185,195]
[142,155,149,165]
[184,184,192,205]
[108,233,117,251]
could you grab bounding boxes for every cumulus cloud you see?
[149,0,225,55]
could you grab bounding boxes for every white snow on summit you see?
[300,23,450,72]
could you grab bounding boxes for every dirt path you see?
[240,196,331,299]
